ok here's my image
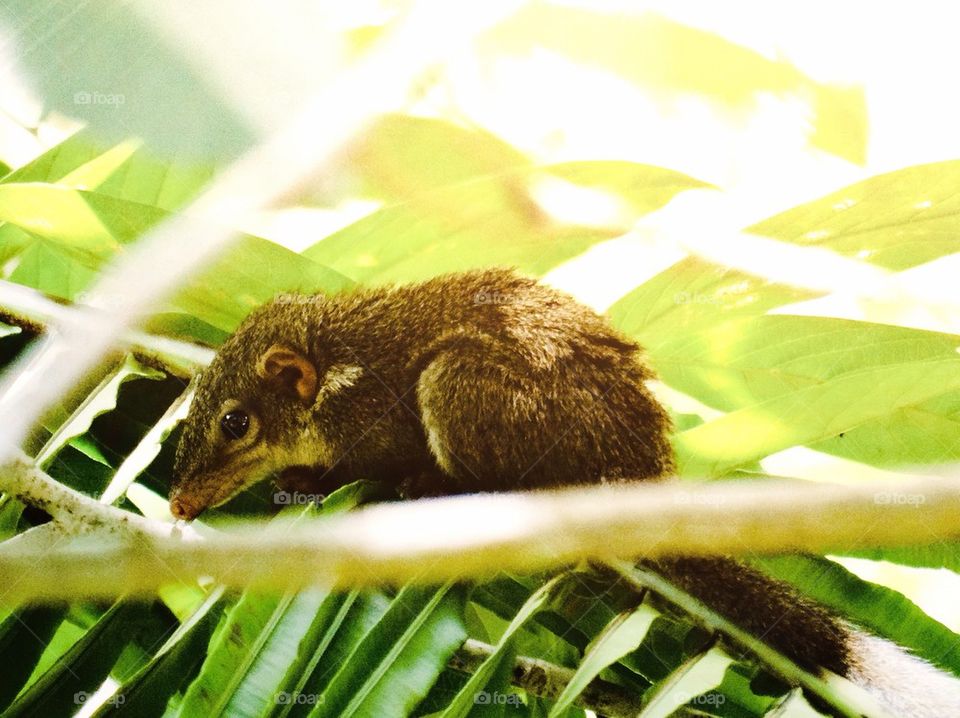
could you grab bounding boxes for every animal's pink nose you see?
[169,492,202,520]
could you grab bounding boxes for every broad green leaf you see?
[347,114,531,202]
[274,592,360,718]
[4,602,154,718]
[545,161,714,216]
[653,316,960,412]
[0,495,24,540]
[607,256,819,351]
[75,144,214,212]
[548,605,658,717]
[173,234,354,332]
[656,316,960,474]
[701,662,783,717]
[441,575,567,718]
[748,161,960,270]
[0,131,214,298]
[100,384,195,506]
[842,541,960,575]
[95,587,228,718]
[0,606,66,711]
[637,649,732,718]
[303,161,707,284]
[676,362,960,475]
[67,435,112,468]
[470,575,653,691]
[808,84,868,166]
[0,181,353,329]
[7,240,97,300]
[288,592,393,717]
[142,312,231,347]
[757,555,960,678]
[809,390,960,467]
[0,224,34,266]
[3,129,140,186]
[176,588,332,718]
[36,354,165,470]
[487,7,866,163]
[0,183,160,258]
[314,583,468,718]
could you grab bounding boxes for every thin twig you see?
[450,637,644,718]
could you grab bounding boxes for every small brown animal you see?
[170,268,673,514]
[170,268,960,716]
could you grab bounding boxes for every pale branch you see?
[1,474,959,602]
[0,1,523,464]
[0,449,199,542]
[0,279,213,377]
[450,637,644,718]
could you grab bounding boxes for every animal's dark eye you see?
[220,410,249,440]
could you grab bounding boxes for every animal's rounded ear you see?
[256,344,318,405]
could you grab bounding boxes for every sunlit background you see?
[3,0,960,636]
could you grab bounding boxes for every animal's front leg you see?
[272,464,351,505]
[397,470,462,499]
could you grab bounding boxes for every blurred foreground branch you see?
[1,470,958,602]
[0,279,213,376]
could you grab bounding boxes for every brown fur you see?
[171,268,856,679]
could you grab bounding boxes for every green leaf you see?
[3,602,155,718]
[544,161,714,216]
[3,129,139,186]
[0,181,353,329]
[842,541,960,574]
[440,575,567,718]
[660,317,960,474]
[7,240,97,300]
[0,320,21,338]
[548,605,658,717]
[488,7,866,163]
[637,649,732,718]
[94,587,228,718]
[607,256,819,352]
[35,354,165,470]
[176,588,333,718]
[611,562,864,718]
[470,574,652,690]
[756,555,960,679]
[288,592,393,716]
[274,592,361,718]
[348,114,531,202]
[5,132,209,211]
[303,161,707,284]
[0,606,66,711]
[809,389,960,467]
[0,496,25,540]
[174,234,354,332]
[748,161,960,270]
[0,183,168,258]
[314,583,468,718]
